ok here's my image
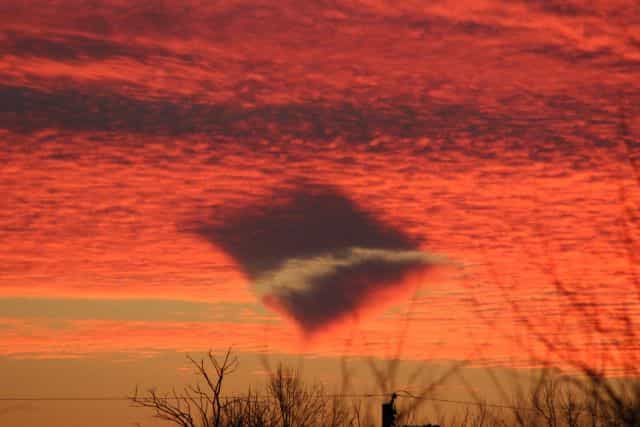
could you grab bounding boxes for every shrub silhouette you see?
[130,349,362,427]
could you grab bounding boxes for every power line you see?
[394,391,535,412]
[0,393,534,411]
[0,397,129,401]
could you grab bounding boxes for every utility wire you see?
[0,397,129,401]
[394,390,535,412]
[0,393,535,411]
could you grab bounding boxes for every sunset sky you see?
[1,1,639,426]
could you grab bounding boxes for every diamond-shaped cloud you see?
[194,184,447,333]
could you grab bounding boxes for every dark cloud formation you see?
[193,184,445,333]
[2,0,637,162]
[0,84,472,140]
[0,30,177,62]
[0,83,625,161]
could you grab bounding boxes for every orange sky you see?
[1,1,639,425]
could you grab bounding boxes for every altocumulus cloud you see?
[194,184,451,333]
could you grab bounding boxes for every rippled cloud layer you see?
[0,0,638,371]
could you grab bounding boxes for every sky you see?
[1,0,639,426]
